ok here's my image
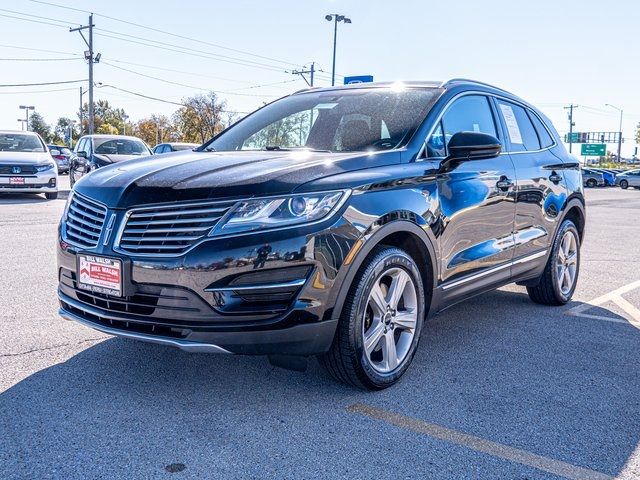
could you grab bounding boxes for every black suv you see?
[58,80,584,389]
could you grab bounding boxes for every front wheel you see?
[45,192,58,200]
[527,220,580,305]
[620,180,629,189]
[586,178,597,188]
[319,246,426,390]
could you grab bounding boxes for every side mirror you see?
[77,151,88,158]
[50,149,61,157]
[446,132,501,162]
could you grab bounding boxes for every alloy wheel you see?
[362,267,417,373]
[556,230,578,295]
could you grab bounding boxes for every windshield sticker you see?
[499,104,523,144]
[314,103,338,110]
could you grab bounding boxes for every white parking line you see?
[566,280,640,328]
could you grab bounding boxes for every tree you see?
[52,117,78,146]
[28,112,51,143]
[133,115,176,146]
[79,100,129,134]
[635,122,640,146]
[173,92,227,143]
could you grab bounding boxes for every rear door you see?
[494,99,566,267]
[434,94,517,289]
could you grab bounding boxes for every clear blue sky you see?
[1,0,639,156]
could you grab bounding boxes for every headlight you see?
[212,190,349,236]
[35,163,56,172]
[61,190,74,221]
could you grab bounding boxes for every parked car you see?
[588,167,615,186]
[57,79,585,389]
[0,130,58,199]
[615,169,640,189]
[581,168,605,187]
[47,144,74,174]
[152,142,199,154]
[70,135,152,187]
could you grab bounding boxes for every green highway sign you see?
[581,144,606,156]
[567,132,580,143]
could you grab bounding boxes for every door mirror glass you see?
[446,132,501,161]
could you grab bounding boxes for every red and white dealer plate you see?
[77,254,123,297]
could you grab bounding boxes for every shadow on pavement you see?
[1,289,638,478]
[0,190,69,205]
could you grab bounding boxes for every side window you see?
[76,138,86,153]
[426,121,446,158]
[497,101,540,152]
[442,95,497,147]
[528,111,554,148]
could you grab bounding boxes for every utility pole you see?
[19,105,35,131]
[71,15,98,134]
[605,104,623,163]
[291,62,316,87]
[564,104,578,153]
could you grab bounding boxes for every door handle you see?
[496,176,514,191]
[549,171,562,184]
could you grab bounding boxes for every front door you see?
[430,95,517,289]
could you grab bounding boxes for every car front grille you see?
[116,201,234,255]
[0,164,37,175]
[64,193,108,248]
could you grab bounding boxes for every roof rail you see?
[441,78,510,94]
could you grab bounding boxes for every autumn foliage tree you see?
[173,92,228,143]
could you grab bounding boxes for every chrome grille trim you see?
[114,200,234,256]
[63,193,107,249]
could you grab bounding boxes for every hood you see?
[93,153,145,164]
[75,149,400,208]
[0,151,54,165]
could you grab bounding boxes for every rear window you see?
[528,112,554,148]
[94,138,149,156]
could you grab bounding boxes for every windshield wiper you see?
[264,146,332,153]
[204,146,216,152]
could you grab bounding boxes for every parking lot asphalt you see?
[1,178,639,480]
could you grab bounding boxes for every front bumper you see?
[57,212,357,356]
[0,172,58,193]
[59,294,338,355]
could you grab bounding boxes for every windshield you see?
[94,138,149,156]
[0,133,45,152]
[205,87,439,153]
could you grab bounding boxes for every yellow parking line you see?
[347,403,613,480]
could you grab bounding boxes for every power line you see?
[0,86,78,94]
[101,61,281,98]
[0,7,77,27]
[0,57,80,61]
[29,0,307,69]
[0,79,87,87]
[0,12,71,29]
[0,43,81,56]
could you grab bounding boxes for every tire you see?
[526,220,580,306]
[45,192,58,200]
[586,178,597,188]
[319,246,426,390]
[620,180,629,189]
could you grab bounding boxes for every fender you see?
[327,217,439,324]
[558,194,586,239]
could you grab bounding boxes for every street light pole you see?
[19,105,35,131]
[605,103,623,163]
[325,14,352,86]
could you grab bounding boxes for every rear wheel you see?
[526,220,580,305]
[319,246,426,390]
[620,180,629,189]
[586,178,597,188]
